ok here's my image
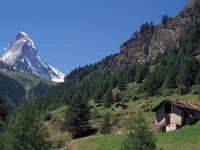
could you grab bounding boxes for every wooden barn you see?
[152,99,200,132]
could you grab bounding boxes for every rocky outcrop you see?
[116,0,199,66]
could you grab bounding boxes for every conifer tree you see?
[100,113,111,134]
[145,72,158,96]
[120,112,156,150]
[0,96,8,124]
[0,96,8,150]
[118,78,126,91]
[156,63,166,88]
[195,68,200,84]
[103,87,113,108]
[176,56,199,87]
[135,63,149,84]
[162,14,168,27]
[61,92,92,139]
[4,101,48,150]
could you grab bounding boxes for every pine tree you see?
[162,14,168,27]
[0,96,8,123]
[61,92,92,139]
[198,39,200,53]
[140,22,150,33]
[135,63,149,84]
[100,113,111,134]
[176,56,199,87]
[0,96,8,150]
[3,101,48,150]
[156,63,166,88]
[145,72,158,96]
[120,112,156,150]
[195,68,200,84]
[126,65,136,83]
[118,78,126,91]
[103,88,113,108]
[164,47,178,89]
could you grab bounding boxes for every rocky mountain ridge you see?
[107,0,200,67]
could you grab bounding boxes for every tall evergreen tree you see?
[145,72,158,96]
[156,63,166,88]
[163,47,178,89]
[0,96,8,150]
[161,14,168,27]
[100,113,111,134]
[118,78,127,91]
[0,96,8,124]
[135,62,149,84]
[103,88,114,108]
[176,56,199,87]
[3,101,48,150]
[195,68,200,84]
[61,92,92,138]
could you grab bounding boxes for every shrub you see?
[175,85,188,95]
[137,93,149,99]
[131,95,138,101]
[100,113,112,134]
[191,89,200,94]
[43,112,52,121]
[161,89,173,96]
[120,112,156,150]
[191,85,200,94]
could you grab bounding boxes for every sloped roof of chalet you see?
[115,102,128,107]
[152,99,200,112]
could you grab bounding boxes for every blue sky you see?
[0,0,188,74]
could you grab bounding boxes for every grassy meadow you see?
[45,86,200,150]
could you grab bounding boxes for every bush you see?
[175,85,188,95]
[131,95,138,101]
[120,112,156,150]
[43,112,52,121]
[114,93,122,102]
[191,89,200,94]
[161,89,173,96]
[191,85,200,94]
[137,93,149,99]
[100,113,112,134]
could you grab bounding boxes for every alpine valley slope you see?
[0,32,65,82]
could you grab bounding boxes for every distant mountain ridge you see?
[0,32,65,82]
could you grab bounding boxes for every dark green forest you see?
[0,73,25,108]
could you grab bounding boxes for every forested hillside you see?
[0,73,25,109]
[38,0,200,111]
[0,71,52,110]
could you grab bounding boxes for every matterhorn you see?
[0,32,65,82]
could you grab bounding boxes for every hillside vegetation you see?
[44,93,200,149]
[74,121,200,150]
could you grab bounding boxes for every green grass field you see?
[74,122,200,150]
[47,91,200,150]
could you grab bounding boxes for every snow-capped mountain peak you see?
[0,32,65,82]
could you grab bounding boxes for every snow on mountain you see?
[0,32,65,82]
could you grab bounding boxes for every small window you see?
[165,104,171,114]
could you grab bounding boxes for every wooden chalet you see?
[115,102,128,111]
[152,99,200,132]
